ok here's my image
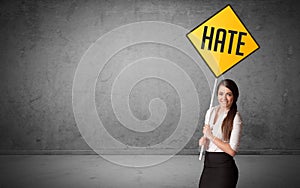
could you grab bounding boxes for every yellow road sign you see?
[187,5,259,77]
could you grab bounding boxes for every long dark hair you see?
[218,79,239,141]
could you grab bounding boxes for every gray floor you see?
[0,155,299,188]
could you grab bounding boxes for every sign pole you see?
[199,78,218,160]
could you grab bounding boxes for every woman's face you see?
[217,85,234,110]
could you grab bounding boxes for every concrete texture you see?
[0,0,299,154]
[0,155,299,188]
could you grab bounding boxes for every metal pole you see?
[199,78,218,160]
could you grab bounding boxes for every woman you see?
[199,79,242,188]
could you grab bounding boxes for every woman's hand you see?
[203,124,213,140]
[199,136,207,146]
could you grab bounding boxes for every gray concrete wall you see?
[0,0,299,154]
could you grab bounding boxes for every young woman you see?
[199,79,242,188]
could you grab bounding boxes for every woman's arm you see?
[203,113,242,157]
[203,127,236,156]
[209,135,236,156]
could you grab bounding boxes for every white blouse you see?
[204,106,243,152]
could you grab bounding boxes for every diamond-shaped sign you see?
[187,5,259,77]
